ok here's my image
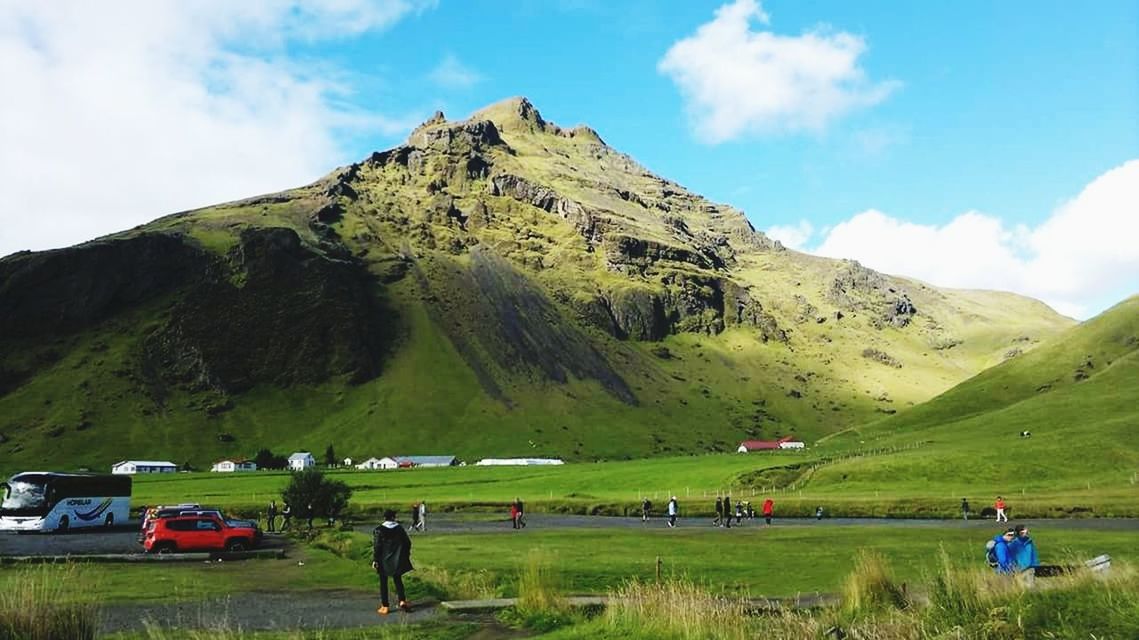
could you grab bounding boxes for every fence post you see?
[656,556,663,581]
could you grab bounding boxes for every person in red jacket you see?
[762,498,774,526]
[995,496,1008,522]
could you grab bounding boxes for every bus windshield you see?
[1,479,48,515]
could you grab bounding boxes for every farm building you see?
[210,459,257,473]
[394,455,457,468]
[288,452,316,471]
[475,458,565,466]
[111,460,177,475]
[737,436,805,453]
[355,457,399,470]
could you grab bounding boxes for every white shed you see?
[475,458,565,466]
[112,460,177,475]
[288,452,316,471]
[356,457,398,470]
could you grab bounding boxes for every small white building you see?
[342,457,353,467]
[210,459,258,473]
[356,456,399,470]
[112,460,177,475]
[395,455,457,468]
[288,452,316,471]
[475,458,565,466]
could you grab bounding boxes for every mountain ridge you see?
[0,97,1075,470]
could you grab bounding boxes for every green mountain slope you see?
[0,98,1074,471]
[805,296,1139,502]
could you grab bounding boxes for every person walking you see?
[815,505,824,521]
[734,501,743,525]
[714,497,723,527]
[995,496,1008,523]
[641,498,652,522]
[410,502,420,532]
[305,502,315,530]
[723,495,732,528]
[762,498,774,526]
[416,501,427,532]
[961,498,970,521]
[266,500,278,533]
[667,496,678,528]
[372,509,413,615]
[281,502,292,530]
[515,497,526,528]
[510,500,520,529]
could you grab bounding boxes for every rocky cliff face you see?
[0,97,1075,467]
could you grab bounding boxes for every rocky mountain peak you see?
[471,96,550,134]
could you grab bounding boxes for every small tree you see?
[254,448,288,470]
[324,444,336,467]
[281,468,352,525]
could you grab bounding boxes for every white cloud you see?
[428,54,483,89]
[766,220,814,250]
[805,160,1139,318]
[0,1,432,257]
[658,0,898,143]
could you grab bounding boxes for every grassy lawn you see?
[32,524,1133,607]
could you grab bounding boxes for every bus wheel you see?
[104,513,115,528]
[57,516,70,533]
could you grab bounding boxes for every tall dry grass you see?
[516,549,568,616]
[0,563,100,640]
[841,550,910,619]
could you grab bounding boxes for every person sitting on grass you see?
[372,509,413,616]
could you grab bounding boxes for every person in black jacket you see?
[723,495,732,528]
[372,509,413,615]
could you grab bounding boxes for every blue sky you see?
[1,0,1136,317]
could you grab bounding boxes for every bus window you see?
[1,479,48,515]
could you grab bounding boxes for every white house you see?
[210,459,257,473]
[288,452,316,471]
[356,457,398,470]
[737,435,805,453]
[111,460,177,475]
[342,457,353,467]
[475,458,565,466]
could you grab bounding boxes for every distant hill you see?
[0,97,1074,471]
[804,296,1139,502]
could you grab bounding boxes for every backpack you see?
[985,539,998,567]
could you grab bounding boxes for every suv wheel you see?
[153,542,177,555]
[226,539,248,552]
[57,516,70,533]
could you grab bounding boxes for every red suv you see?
[144,515,256,554]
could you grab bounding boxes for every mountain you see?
[805,296,1139,502]
[0,98,1073,470]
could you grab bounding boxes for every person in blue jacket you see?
[991,528,1017,573]
[1009,524,1039,571]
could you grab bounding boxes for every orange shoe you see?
[398,600,412,612]
[377,605,390,616]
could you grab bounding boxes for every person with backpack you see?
[372,509,413,615]
[987,527,1017,573]
[641,498,652,522]
[667,496,678,528]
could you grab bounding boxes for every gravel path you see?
[98,591,441,634]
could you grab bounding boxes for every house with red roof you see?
[737,436,805,453]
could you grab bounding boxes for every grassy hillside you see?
[0,97,1073,470]
[795,296,1139,503]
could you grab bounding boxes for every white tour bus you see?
[0,472,132,532]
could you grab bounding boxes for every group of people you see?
[988,524,1057,576]
[641,496,681,527]
[409,501,427,532]
[712,496,775,527]
[264,500,323,532]
[960,496,1011,522]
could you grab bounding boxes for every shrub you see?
[281,468,352,523]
